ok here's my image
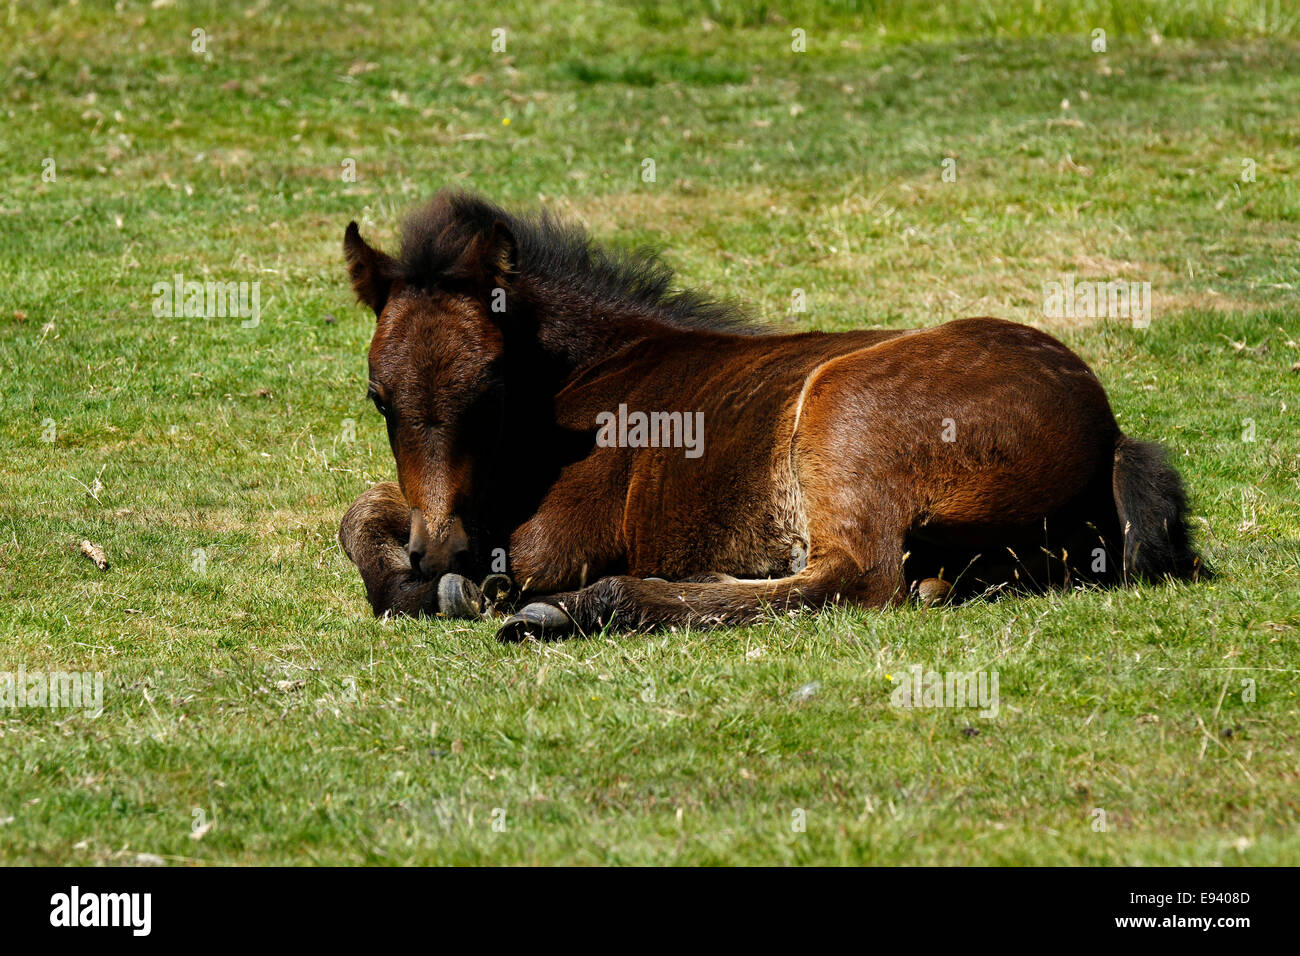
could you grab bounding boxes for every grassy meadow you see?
[1,0,1298,864]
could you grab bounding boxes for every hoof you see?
[917,577,953,608]
[479,573,515,610]
[496,603,573,643]
[437,573,483,618]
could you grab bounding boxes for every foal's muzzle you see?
[406,507,470,578]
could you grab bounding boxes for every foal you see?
[338,191,1203,641]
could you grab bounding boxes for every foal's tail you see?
[1111,435,1206,581]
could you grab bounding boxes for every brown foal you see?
[338,191,1204,641]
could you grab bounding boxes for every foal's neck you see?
[525,285,675,382]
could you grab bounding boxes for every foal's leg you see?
[339,482,485,618]
[494,381,919,640]
[496,546,907,642]
[339,482,438,617]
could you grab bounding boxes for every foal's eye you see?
[367,387,388,416]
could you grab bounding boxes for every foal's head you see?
[345,190,754,581]
[343,201,517,580]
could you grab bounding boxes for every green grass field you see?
[2,0,1298,865]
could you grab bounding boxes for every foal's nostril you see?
[407,506,432,576]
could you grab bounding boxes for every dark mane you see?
[395,190,763,334]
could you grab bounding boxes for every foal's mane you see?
[396,190,763,334]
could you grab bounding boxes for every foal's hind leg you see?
[494,451,914,640]
[339,483,484,618]
[493,571,825,641]
[495,546,907,642]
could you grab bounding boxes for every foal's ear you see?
[343,221,399,317]
[482,220,517,288]
[451,220,517,292]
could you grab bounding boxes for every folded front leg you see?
[339,482,489,619]
[495,556,898,642]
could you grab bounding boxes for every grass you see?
[1,0,1297,865]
